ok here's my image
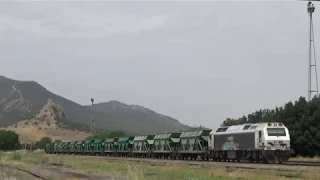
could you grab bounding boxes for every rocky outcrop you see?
[0,85,31,113]
[35,99,67,121]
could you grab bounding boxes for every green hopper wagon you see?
[104,137,118,156]
[69,141,78,154]
[132,135,155,158]
[116,136,134,157]
[83,140,94,155]
[45,143,54,154]
[92,139,105,155]
[178,129,211,160]
[153,132,181,159]
[62,142,71,154]
[75,141,85,154]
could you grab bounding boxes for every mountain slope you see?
[0,75,191,134]
[87,101,191,134]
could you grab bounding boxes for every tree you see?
[0,130,20,150]
[35,137,52,149]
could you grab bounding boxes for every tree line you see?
[0,129,20,150]
[222,96,320,157]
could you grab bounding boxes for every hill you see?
[0,75,191,134]
[0,99,91,143]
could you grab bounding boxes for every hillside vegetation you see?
[223,96,320,157]
[0,98,91,143]
[0,75,191,135]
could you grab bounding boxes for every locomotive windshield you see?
[267,128,286,136]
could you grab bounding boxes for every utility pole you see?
[91,98,95,135]
[307,1,318,101]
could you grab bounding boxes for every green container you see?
[57,143,64,152]
[179,129,211,151]
[53,143,59,152]
[83,140,94,152]
[104,138,118,152]
[69,141,78,152]
[45,143,54,153]
[75,141,85,152]
[153,132,181,152]
[133,135,155,152]
[63,142,71,152]
[92,139,105,152]
[116,136,134,152]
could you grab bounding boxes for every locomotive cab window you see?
[250,125,257,129]
[267,128,286,136]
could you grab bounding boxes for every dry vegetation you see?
[1,151,320,180]
[0,118,90,143]
[290,156,320,162]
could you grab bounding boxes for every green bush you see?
[35,137,52,149]
[0,130,20,150]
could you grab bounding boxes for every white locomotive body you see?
[209,122,294,163]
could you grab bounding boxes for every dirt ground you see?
[1,162,125,180]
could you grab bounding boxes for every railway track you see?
[283,161,320,166]
[41,153,320,171]
[0,164,45,180]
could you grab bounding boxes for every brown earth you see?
[3,161,120,180]
[1,118,90,143]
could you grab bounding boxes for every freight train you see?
[45,122,294,164]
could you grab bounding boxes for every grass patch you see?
[2,152,320,180]
[8,152,21,161]
[291,156,320,162]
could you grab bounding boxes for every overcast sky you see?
[0,1,319,129]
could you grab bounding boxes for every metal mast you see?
[90,98,95,135]
[307,1,318,101]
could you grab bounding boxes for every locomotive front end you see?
[261,122,294,163]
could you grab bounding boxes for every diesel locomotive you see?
[45,122,294,164]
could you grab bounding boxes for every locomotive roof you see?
[211,122,285,134]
